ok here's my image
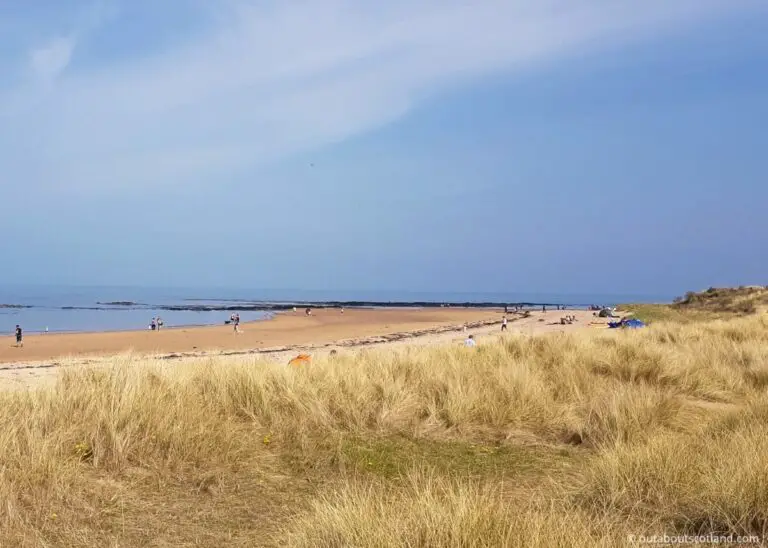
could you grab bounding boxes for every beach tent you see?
[608,319,646,329]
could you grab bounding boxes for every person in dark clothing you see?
[15,325,23,347]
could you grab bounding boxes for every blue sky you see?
[1,1,766,297]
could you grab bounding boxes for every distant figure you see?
[45,326,49,335]
[501,316,508,331]
[464,334,476,347]
[156,317,164,330]
[233,313,241,333]
[293,306,297,313]
[504,305,508,314]
[305,307,312,316]
[463,324,467,333]
[542,305,546,313]
[150,318,157,331]
[15,325,23,347]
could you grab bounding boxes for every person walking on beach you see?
[14,325,23,347]
[501,316,508,332]
[156,317,164,330]
[150,318,157,331]
[233,313,241,334]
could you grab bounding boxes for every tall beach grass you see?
[1,315,767,545]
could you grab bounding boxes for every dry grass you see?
[2,315,768,545]
[286,470,623,548]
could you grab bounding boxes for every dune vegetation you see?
[2,306,768,545]
[625,285,768,324]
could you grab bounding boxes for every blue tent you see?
[608,318,646,329]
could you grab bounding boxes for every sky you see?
[0,0,767,298]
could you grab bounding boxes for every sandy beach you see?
[0,307,598,389]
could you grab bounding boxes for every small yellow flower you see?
[50,513,57,520]
[262,434,272,446]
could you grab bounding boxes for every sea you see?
[0,285,673,334]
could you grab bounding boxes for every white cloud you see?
[0,0,764,193]
[29,36,76,81]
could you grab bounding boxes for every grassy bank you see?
[2,315,768,545]
[622,285,768,324]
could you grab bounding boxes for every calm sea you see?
[0,285,672,334]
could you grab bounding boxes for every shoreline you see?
[0,316,510,372]
[0,308,603,390]
[10,312,278,336]
[2,307,506,366]
[4,302,601,336]
[2,301,606,311]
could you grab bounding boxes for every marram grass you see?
[1,315,767,545]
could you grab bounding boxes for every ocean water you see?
[0,285,672,334]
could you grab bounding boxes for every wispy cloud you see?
[0,0,763,193]
[30,36,76,81]
[17,1,117,83]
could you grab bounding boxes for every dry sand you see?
[0,308,601,390]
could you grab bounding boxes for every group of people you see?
[503,304,568,313]
[151,312,247,333]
